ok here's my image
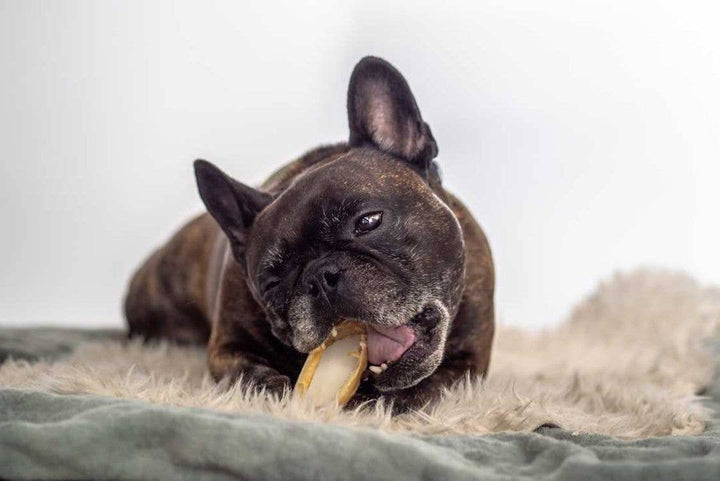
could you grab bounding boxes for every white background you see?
[1,0,719,329]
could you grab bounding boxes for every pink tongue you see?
[367,324,416,365]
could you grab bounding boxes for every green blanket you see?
[2,329,720,480]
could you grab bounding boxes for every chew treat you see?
[295,320,368,407]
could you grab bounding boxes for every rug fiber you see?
[2,269,719,439]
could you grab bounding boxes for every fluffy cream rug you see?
[2,269,719,439]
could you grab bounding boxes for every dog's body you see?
[125,57,494,410]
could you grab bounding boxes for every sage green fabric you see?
[1,329,720,480]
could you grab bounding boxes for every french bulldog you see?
[124,56,494,411]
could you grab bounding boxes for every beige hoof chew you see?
[294,320,368,407]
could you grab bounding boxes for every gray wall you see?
[2,0,719,329]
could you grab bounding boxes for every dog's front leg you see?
[205,251,296,396]
[207,338,291,396]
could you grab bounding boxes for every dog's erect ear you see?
[194,159,272,261]
[347,56,438,173]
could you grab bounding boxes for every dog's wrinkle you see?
[276,265,302,313]
[317,281,335,312]
[340,243,412,286]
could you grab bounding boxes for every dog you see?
[124,56,494,411]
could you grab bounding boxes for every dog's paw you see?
[244,365,291,398]
[261,373,292,397]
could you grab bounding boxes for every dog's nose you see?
[303,260,342,300]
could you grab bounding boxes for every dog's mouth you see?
[366,324,416,368]
[358,305,441,379]
[286,301,446,388]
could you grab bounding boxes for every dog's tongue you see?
[367,324,416,365]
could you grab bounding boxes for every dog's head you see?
[194,57,465,391]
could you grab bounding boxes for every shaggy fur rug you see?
[2,269,719,439]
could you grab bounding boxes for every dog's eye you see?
[355,212,383,234]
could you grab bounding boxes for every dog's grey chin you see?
[291,336,323,353]
[374,352,442,392]
[286,294,327,352]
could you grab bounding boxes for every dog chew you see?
[294,320,368,407]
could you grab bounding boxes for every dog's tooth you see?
[368,365,383,374]
[331,327,338,338]
[381,363,388,371]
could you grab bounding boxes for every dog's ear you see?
[194,159,272,261]
[347,56,438,174]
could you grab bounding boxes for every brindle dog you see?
[125,56,494,411]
